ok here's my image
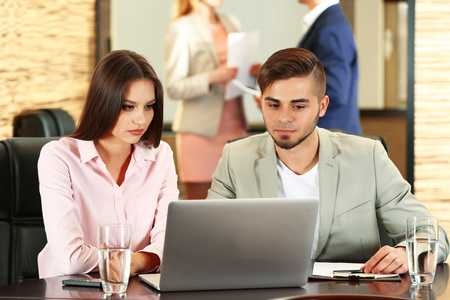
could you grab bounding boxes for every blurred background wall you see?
[0,0,96,139]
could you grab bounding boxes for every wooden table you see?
[0,264,448,299]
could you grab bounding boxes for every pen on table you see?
[333,269,364,274]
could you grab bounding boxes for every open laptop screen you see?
[140,197,319,292]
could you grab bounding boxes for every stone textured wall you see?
[0,0,96,139]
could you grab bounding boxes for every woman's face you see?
[198,0,223,9]
[108,79,156,146]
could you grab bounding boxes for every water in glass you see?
[99,248,132,294]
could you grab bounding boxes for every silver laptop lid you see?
[148,197,319,292]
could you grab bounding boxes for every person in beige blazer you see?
[164,0,259,199]
[207,48,449,274]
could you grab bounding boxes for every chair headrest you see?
[0,137,58,219]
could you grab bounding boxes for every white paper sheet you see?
[225,30,260,100]
[313,262,365,277]
[312,262,400,279]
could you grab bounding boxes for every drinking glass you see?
[406,216,439,285]
[98,224,132,294]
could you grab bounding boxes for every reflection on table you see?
[0,264,448,300]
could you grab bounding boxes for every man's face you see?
[261,76,328,150]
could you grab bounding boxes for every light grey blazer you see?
[208,128,449,263]
[164,12,245,137]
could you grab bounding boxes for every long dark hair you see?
[71,50,164,147]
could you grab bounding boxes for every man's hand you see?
[253,93,262,111]
[362,246,408,274]
[249,63,261,77]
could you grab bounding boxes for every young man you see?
[207,48,449,274]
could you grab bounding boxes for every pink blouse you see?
[37,138,179,278]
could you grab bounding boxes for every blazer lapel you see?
[315,128,339,258]
[298,25,312,47]
[189,13,219,67]
[255,134,278,198]
[297,10,318,47]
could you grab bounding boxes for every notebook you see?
[139,197,319,292]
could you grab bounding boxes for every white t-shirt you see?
[277,158,320,258]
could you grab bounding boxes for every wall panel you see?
[0,0,96,139]
[415,0,450,238]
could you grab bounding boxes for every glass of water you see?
[406,216,439,285]
[98,224,132,294]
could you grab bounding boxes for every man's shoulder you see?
[321,4,347,20]
[225,132,274,157]
[317,4,352,31]
[322,127,375,141]
[319,128,385,154]
[227,132,271,148]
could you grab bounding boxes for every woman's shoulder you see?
[217,12,241,31]
[165,15,195,39]
[168,13,196,29]
[41,137,75,151]
[217,12,238,23]
[40,137,93,160]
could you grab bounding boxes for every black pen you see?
[333,269,364,274]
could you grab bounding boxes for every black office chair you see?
[13,109,75,137]
[0,137,58,286]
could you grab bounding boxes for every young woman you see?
[37,50,179,278]
[164,0,260,199]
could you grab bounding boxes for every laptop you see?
[139,197,319,292]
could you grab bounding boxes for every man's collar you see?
[302,0,340,34]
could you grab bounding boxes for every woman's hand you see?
[130,252,160,276]
[209,66,238,84]
[105,251,124,282]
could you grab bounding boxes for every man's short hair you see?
[257,48,326,99]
